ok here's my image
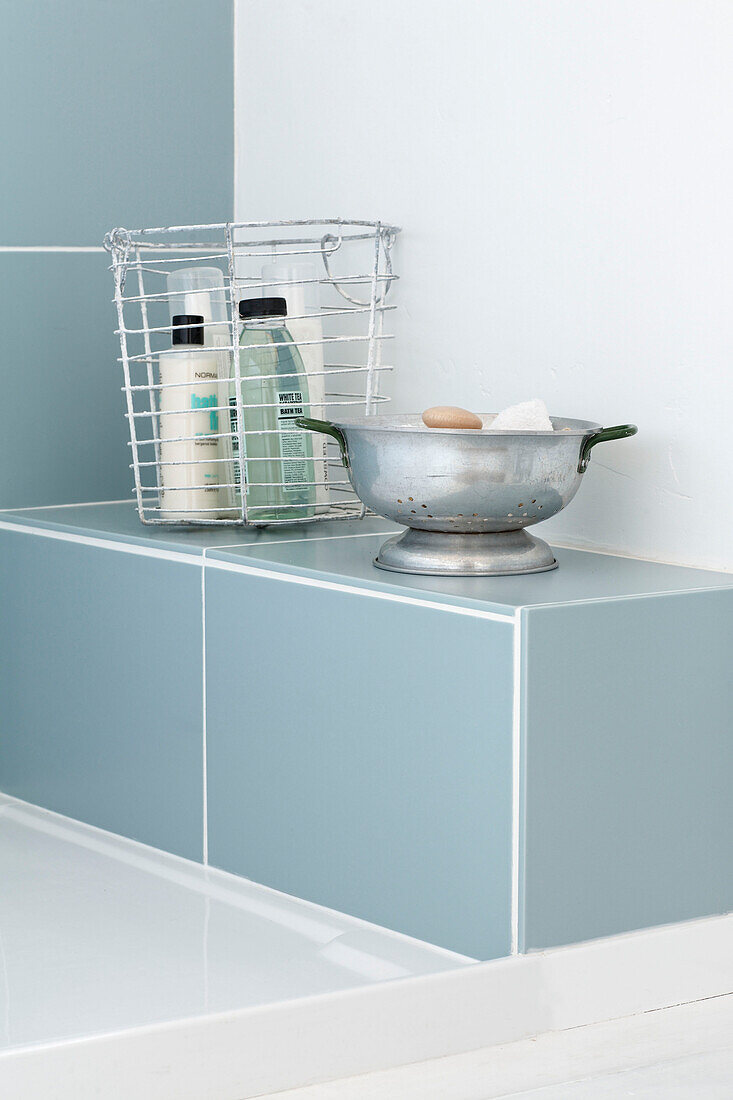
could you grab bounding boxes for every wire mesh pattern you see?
[104,219,400,525]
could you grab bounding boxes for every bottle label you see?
[229,397,243,486]
[191,392,219,434]
[191,390,219,488]
[277,390,309,490]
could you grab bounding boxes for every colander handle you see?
[579,424,638,472]
[296,417,349,467]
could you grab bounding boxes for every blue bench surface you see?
[2,501,730,611]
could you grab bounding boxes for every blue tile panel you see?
[208,536,733,616]
[521,590,733,950]
[0,0,234,245]
[0,503,399,557]
[204,566,515,960]
[0,527,203,860]
[0,253,132,509]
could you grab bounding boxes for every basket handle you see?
[579,424,638,472]
[296,417,349,467]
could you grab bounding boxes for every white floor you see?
[1,793,731,1099]
[0,794,468,1052]
[274,993,733,1099]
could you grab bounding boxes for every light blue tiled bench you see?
[1,503,731,960]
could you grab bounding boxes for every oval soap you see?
[422,405,483,430]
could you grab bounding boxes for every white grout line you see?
[205,556,516,623]
[4,499,133,512]
[525,585,733,611]
[0,520,198,566]
[0,246,106,252]
[201,554,209,865]
[205,528,396,552]
[510,610,522,956]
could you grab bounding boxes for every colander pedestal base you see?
[374,527,558,577]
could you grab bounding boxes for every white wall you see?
[236,0,733,571]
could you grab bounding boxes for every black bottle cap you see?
[239,297,287,320]
[172,314,205,346]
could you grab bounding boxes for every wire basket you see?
[104,219,400,526]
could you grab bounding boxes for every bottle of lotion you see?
[166,268,234,513]
[158,314,223,520]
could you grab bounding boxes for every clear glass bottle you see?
[261,261,330,511]
[228,297,316,522]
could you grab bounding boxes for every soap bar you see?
[422,406,483,430]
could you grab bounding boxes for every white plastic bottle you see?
[158,314,223,520]
[166,268,234,516]
[261,261,330,511]
[166,267,230,359]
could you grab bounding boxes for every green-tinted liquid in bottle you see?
[229,318,315,522]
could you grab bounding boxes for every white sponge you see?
[488,399,553,432]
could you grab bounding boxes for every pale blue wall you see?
[0,0,234,507]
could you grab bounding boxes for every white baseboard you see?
[3,910,731,1100]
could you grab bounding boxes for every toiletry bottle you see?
[228,297,315,522]
[167,268,234,514]
[158,314,223,520]
[167,267,230,357]
[261,262,329,511]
